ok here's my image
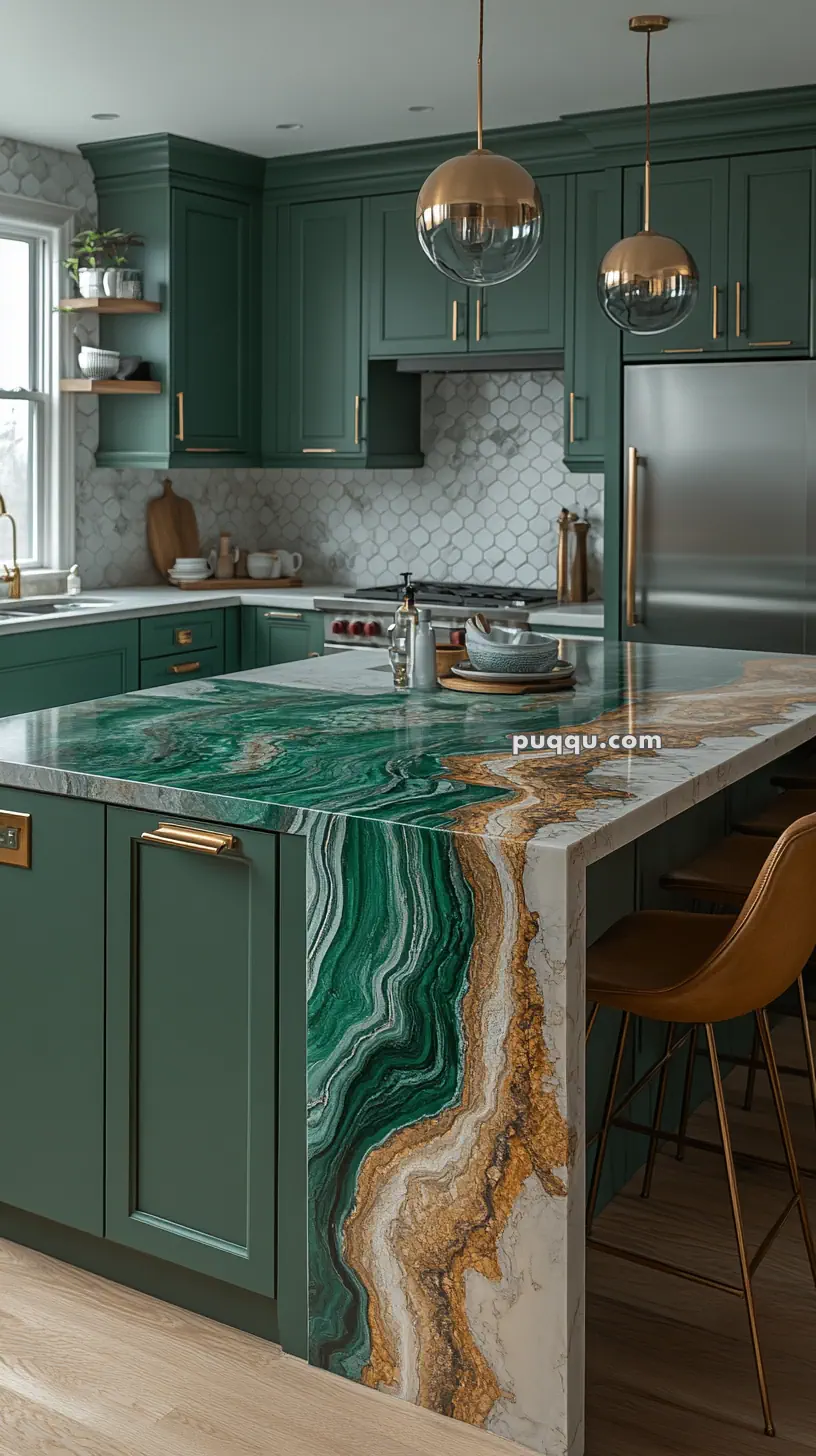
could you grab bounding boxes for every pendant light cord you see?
[476,0,485,151]
[643,28,652,231]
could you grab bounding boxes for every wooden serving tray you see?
[438,673,575,695]
[173,577,303,591]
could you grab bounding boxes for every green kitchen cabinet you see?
[0,787,105,1234]
[727,150,813,354]
[367,192,466,357]
[564,170,622,470]
[80,135,264,469]
[622,157,730,359]
[468,175,567,354]
[139,644,223,688]
[0,621,139,718]
[242,605,324,667]
[105,806,279,1294]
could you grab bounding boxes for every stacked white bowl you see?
[169,557,212,583]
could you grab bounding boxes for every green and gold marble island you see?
[2,640,816,1456]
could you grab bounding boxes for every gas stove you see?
[313,581,558,652]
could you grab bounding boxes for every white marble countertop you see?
[0,586,604,637]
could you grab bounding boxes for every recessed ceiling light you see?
[276,122,303,131]
[91,112,120,121]
[409,105,434,113]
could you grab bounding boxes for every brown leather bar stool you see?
[586,813,816,1438]
[734,787,816,836]
[660,831,816,1135]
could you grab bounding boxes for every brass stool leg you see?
[676,1024,698,1162]
[744,1021,763,1113]
[587,1010,631,1236]
[757,1009,816,1292]
[706,1023,775,1438]
[641,1022,676,1199]
[796,976,816,1134]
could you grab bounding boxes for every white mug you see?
[247,551,281,580]
[271,549,303,577]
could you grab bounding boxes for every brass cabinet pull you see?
[661,347,704,354]
[264,609,303,620]
[625,446,640,629]
[175,628,193,646]
[712,285,719,340]
[354,393,361,446]
[451,299,458,342]
[736,280,743,338]
[569,391,577,444]
[307,650,321,658]
[176,391,184,442]
[141,822,238,856]
[748,340,794,348]
[185,448,230,453]
[302,448,336,454]
[475,297,483,342]
[0,810,31,869]
[169,660,201,674]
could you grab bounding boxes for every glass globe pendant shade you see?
[416,149,543,287]
[598,229,699,334]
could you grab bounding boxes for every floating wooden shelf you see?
[60,379,161,395]
[59,297,161,314]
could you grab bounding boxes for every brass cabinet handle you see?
[712,285,719,340]
[185,448,230,453]
[748,340,794,348]
[0,810,31,869]
[661,347,704,354]
[735,280,743,338]
[475,297,483,342]
[175,628,193,646]
[354,393,361,446]
[569,391,577,444]
[307,650,321,658]
[176,391,184,442]
[141,822,238,856]
[451,299,458,342]
[264,609,303,620]
[169,660,201,674]
[302,448,336,454]
[625,446,640,629]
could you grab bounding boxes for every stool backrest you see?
[692,812,816,1020]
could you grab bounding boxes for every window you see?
[0,204,73,571]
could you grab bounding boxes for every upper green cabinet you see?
[728,151,813,354]
[623,158,730,359]
[80,136,264,469]
[623,150,813,360]
[171,189,256,456]
[564,170,621,470]
[367,192,466,356]
[469,175,567,353]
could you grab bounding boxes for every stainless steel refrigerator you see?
[623,362,816,655]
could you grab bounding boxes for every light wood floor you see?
[0,1023,814,1456]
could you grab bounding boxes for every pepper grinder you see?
[556,508,577,604]
[570,515,591,603]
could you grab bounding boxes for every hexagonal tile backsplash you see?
[1,134,603,594]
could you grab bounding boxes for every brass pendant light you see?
[598,16,699,334]
[416,0,543,287]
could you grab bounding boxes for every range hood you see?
[396,351,565,373]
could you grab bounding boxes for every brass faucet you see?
[0,496,21,599]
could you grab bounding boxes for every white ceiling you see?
[5,0,816,159]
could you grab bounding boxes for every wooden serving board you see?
[174,577,303,591]
[438,673,575,695]
[147,480,200,576]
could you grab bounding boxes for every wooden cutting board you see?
[147,479,200,577]
[438,673,575,695]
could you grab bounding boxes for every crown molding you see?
[81,134,265,196]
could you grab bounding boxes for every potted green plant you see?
[63,228,143,299]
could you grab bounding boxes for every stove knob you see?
[363,620,381,637]
[450,628,466,647]
[331,619,349,635]
[349,619,366,636]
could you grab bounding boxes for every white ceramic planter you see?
[77,267,106,298]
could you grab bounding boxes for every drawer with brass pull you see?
[139,644,222,689]
[140,610,224,662]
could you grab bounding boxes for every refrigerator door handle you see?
[626,446,640,628]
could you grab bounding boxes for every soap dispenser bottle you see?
[66,563,81,596]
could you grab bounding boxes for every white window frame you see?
[0,195,76,574]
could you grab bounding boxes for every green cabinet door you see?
[468,175,567,353]
[728,150,813,354]
[0,621,139,718]
[0,787,105,1233]
[285,197,363,456]
[244,606,325,666]
[564,170,622,470]
[105,807,278,1294]
[622,158,729,359]
[171,188,256,457]
[367,192,466,356]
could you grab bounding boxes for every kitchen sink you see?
[0,599,114,621]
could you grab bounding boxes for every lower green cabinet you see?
[105,807,278,1294]
[0,621,139,718]
[242,606,324,667]
[140,644,223,688]
[0,787,105,1234]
